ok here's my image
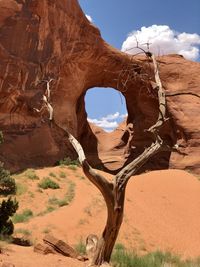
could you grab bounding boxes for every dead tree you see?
[34,78,54,121]
[65,53,175,266]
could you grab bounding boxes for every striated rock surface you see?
[0,0,199,174]
[43,234,79,258]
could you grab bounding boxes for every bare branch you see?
[66,131,86,164]
[42,78,54,100]
[33,106,45,113]
[33,78,54,121]
[114,53,168,190]
[115,138,162,187]
[148,54,166,133]
[65,130,114,205]
[42,95,54,120]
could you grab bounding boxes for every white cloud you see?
[88,118,118,131]
[122,25,200,61]
[102,112,120,121]
[120,113,128,119]
[87,112,127,132]
[86,14,93,22]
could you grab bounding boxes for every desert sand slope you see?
[0,246,85,267]
[1,167,200,266]
[124,169,200,258]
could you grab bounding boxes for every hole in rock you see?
[85,87,127,132]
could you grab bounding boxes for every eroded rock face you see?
[0,0,199,174]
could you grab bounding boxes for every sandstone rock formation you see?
[0,0,199,174]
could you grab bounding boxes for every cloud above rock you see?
[86,14,93,22]
[122,25,200,61]
[88,112,127,132]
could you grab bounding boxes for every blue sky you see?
[79,0,200,131]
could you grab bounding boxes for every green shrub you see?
[0,234,13,243]
[0,163,16,195]
[65,182,75,203]
[59,171,66,178]
[0,197,18,236]
[0,132,16,196]
[38,177,60,189]
[114,243,126,250]
[111,248,200,267]
[15,228,31,237]
[13,209,33,223]
[59,157,79,166]
[48,181,75,208]
[16,182,28,196]
[46,206,56,213]
[37,206,56,216]
[24,169,39,180]
[49,172,56,178]
[48,196,59,205]
[75,239,86,255]
[57,199,69,207]
[68,165,77,171]
[48,196,68,207]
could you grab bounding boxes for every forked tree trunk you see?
[66,53,174,266]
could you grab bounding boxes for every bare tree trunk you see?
[91,190,125,266]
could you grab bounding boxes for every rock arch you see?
[0,0,199,174]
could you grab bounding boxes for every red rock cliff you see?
[0,0,199,174]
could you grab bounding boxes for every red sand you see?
[1,168,200,266]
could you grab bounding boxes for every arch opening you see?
[77,86,171,173]
[85,87,127,132]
